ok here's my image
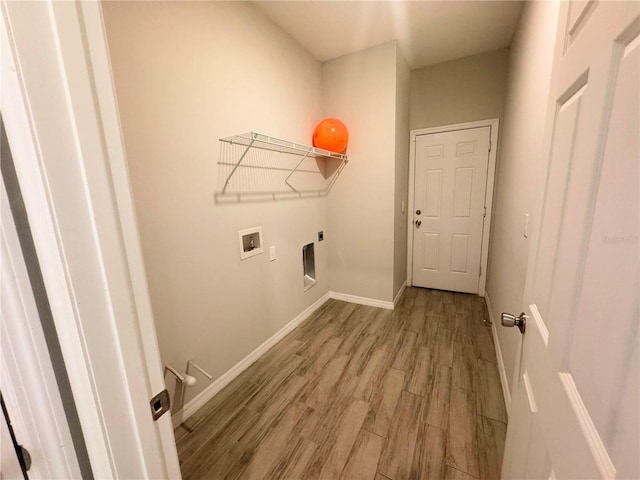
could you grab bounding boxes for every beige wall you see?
[410,49,509,130]
[323,42,399,302]
[393,46,411,298]
[103,1,327,404]
[486,1,559,397]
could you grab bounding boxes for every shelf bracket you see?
[284,150,312,192]
[323,155,348,193]
[221,137,255,194]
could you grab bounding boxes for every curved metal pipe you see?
[164,364,185,383]
[187,360,213,381]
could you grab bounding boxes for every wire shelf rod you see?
[220,131,347,161]
[221,137,255,194]
[284,150,312,193]
[216,162,321,175]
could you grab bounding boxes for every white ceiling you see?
[252,1,524,70]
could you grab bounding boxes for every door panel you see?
[412,127,490,294]
[502,2,639,478]
[425,169,443,217]
[422,233,440,270]
[450,234,470,273]
[532,83,585,321]
[453,167,474,217]
[566,24,639,471]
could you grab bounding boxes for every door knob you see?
[416,210,421,215]
[501,312,526,334]
[415,219,422,227]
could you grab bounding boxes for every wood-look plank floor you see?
[175,287,507,480]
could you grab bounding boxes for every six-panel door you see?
[502,2,639,478]
[412,126,490,294]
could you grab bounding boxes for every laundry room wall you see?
[410,48,509,130]
[103,1,327,404]
[394,46,411,300]
[323,41,405,304]
[485,1,560,401]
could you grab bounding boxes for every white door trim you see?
[407,119,499,296]
[1,1,180,477]
[1,182,83,479]
[1,6,113,475]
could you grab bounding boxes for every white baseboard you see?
[484,292,512,414]
[393,281,407,309]
[329,291,394,310]
[178,292,331,425]
[178,288,403,425]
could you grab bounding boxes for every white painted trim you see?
[0,6,114,476]
[2,2,181,477]
[529,303,549,346]
[558,373,616,479]
[179,292,331,424]
[485,292,512,413]
[479,120,499,296]
[522,370,537,414]
[179,287,405,424]
[1,187,81,478]
[393,281,407,308]
[329,291,394,310]
[411,119,501,137]
[407,134,417,287]
[77,3,181,473]
[407,118,499,296]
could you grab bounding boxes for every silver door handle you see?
[415,219,421,227]
[501,312,526,334]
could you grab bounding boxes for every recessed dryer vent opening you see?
[302,242,316,291]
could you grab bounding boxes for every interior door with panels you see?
[502,2,639,478]
[412,126,490,294]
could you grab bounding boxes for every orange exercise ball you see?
[312,118,349,153]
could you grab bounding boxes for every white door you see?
[1,405,24,479]
[1,1,181,477]
[502,2,639,479]
[412,126,490,294]
[1,180,82,479]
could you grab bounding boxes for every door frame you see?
[407,119,499,296]
[1,1,180,477]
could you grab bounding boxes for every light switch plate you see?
[269,245,276,261]
[523,213,530,238]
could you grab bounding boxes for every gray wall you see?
[410,49,509,130]
[486,1,559,400]
[323,42,400,303]
[103,1,327,404]
[394,46,411,299]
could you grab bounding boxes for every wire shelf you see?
[215,132,348,202]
